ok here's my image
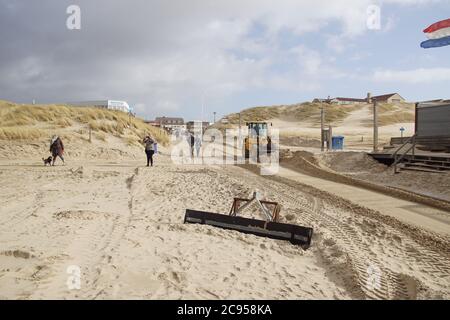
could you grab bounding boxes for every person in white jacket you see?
[194,134,202,158]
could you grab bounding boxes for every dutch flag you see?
[421,18,450,48]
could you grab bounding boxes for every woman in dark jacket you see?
[50,135,65,166]
[143,135,155,167]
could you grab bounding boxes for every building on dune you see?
[370,93,405,104]
[333,97,368,105]
[313,92,406,105]
[186,120,211,134]
[152,117,186,132]
[66,100,132,113]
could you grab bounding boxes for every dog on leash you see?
[42,156,53,166]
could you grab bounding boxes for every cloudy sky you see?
[1,0,449,121]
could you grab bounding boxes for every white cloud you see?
[382,15,396,32]
[373,68,450,83]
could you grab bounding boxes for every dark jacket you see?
[143,137,155,151]
[50,138,64,157]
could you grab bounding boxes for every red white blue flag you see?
[421,18,450,48]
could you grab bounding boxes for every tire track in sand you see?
[274,175,450,289]
[225,166,440,299]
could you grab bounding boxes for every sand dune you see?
[219,102,416,151]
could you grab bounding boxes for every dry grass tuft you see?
[0,127,46,140]
[94,132,106,141]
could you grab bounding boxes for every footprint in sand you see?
[1,250,34,259]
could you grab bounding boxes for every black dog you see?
[43,156,53,166]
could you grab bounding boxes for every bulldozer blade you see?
[184,209,313,249]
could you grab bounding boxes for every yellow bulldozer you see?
[244,121,273,162]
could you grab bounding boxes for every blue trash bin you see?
[331,136,344,150]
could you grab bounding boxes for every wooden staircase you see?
[391,135,450,174]
[398,155,450,173]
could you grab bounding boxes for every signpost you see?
[400,127,405,142]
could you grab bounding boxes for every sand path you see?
[275,166,450,237]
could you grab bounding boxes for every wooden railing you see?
[391,134,417,174]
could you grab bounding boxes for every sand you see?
[275,165,450,237]
[317,151,450,202]
[0,144,449,299]
[0,157,344,299]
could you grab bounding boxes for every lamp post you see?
[239,112,242,150]
[373,99,378,152]
[320,103,325,152]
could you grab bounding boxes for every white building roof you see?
[66,100,131,112]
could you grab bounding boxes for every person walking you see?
[189,133,195,157]
[194,134,202,158]
[143,135,156,167]
[50,135,65,166]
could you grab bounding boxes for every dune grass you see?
[369,102,415,114]
[0,100,169,144]
[220,102,361,126]
[215,101,415,131]
[0,127,46,140]
[363,103,415,126]
[377,112,415,126]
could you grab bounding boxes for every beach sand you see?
[0,147,448,299]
